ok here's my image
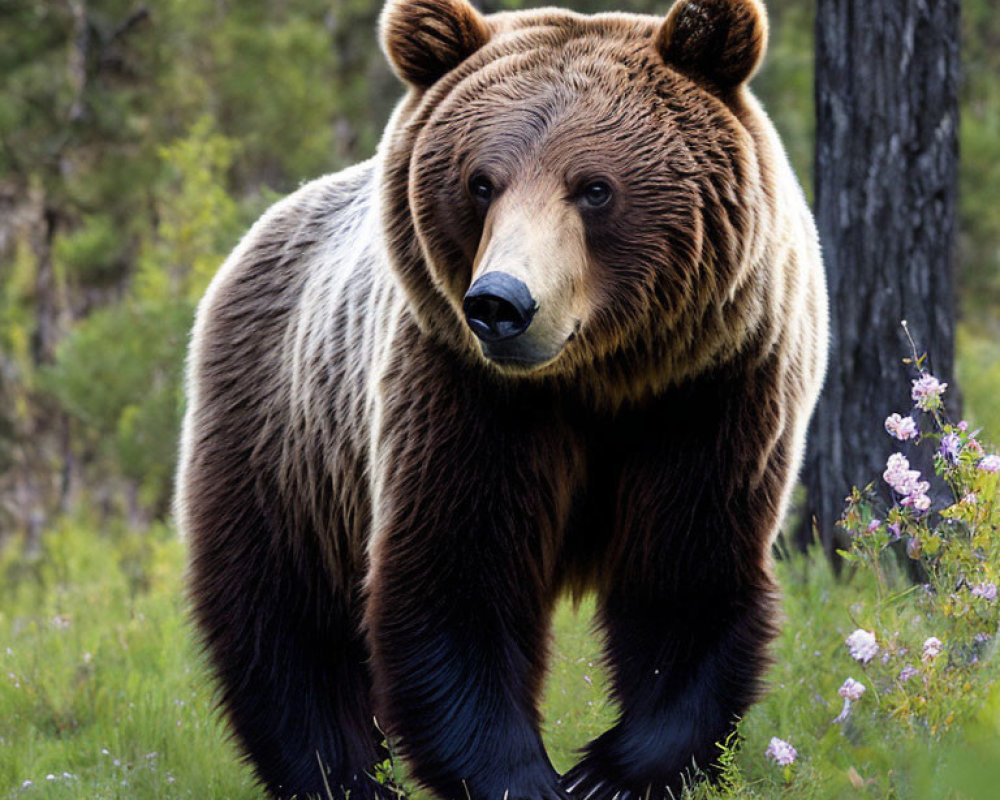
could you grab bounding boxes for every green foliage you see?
[53,214,128,287]
[40,299,192,510]
[958,0,1000,319]
[138,115,244,303]
[0,517,257,798]
[956,324,1000,444]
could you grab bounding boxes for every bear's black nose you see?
[463,272,537,343]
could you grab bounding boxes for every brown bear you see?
[176,0,828,798]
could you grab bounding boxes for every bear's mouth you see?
[477,336,569,372]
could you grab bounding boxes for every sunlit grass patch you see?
[0,519,256,799]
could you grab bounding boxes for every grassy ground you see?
[1,516,998,799]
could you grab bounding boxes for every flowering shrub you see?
[838,330,1000,736]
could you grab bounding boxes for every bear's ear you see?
[381,0,491,89]
[656,0,768,89]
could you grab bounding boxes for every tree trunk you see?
[797,0,960,556]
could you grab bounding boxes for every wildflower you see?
[939,432,961,463]
[765,737,797,766]
[866,519,881,533]
[962,493,977,505]
[839,677,866,701]
[911,373,947,411]
[971,582,997,601]
[883,453,930,511]
[888,522,902,539]
[958,420,969,432]
[922,636,943,662]
[979,455,1000,473]
[885,413,919,440]
[898,665,918,682]
[846,629,879,664]
[883,453,911,488]
[975,633,991,645]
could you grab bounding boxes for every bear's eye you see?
[581,181,612,209]
[469,175,495,206]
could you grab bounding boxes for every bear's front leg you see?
[365,350,581,800]
[563,581,778,800]
[564,377,792,800]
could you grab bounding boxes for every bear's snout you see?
[463,272,538,343]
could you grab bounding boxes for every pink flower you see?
[833,678,866,724]
[971,582,997,601]
[958,420,969,432]
[866,519,882,533]
[885,413,919,440]
[905,494,932,512]
[939,432,961,463]
[922,636,943,662]
[846,629,879,664]
[883,453,930,511]
[765,737,797,766]
[838,677,866,701]
[978,455,1000,473]
[911,373,947,411]
[898,666,918,682]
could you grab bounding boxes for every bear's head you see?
[380,0,776,403]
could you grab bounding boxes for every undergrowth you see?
[1,344,998,799]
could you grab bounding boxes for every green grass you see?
[1,518,999,799]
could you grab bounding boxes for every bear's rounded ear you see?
[381,0,490,89]
[656,0,768,89]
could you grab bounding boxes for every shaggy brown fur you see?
[176,1,827,798]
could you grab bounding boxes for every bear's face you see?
[381,0,771,386]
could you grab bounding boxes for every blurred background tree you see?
[0,0,997,548]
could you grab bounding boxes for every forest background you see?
[1,0,1000,798]
[1,0,998,536]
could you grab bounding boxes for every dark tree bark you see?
[797,0,960,556]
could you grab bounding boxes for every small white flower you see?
[922,636,943,662]
[971,582,998,601]
[765,737,797,766]
[833,677,867,723]
[885,413,919,440]
[846,629,879,664]
[978,455,1000,473]
[838,677,866,701]
[911,373,948,411]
